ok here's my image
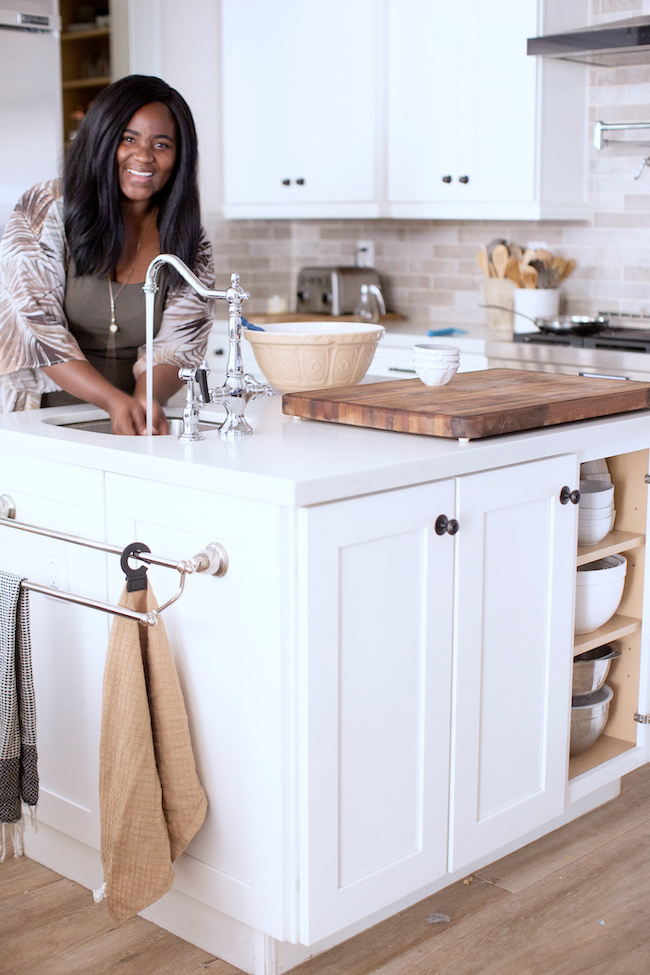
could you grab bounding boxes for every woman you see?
[0,75,215,434]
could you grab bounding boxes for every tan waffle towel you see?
[99,584,207,924]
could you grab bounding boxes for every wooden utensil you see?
[504,255,523,287]
[509,243,523,261]
[551,256,567,277]
[521,264,538,289]
[521,248,537,266]
[536,248,554,267]
[491,244,510,279]
[561,258,576,280]
[477,246,490,276]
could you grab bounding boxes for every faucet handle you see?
[196,361,210,403]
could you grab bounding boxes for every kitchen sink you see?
[52,416,222,435]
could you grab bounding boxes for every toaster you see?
[296,266,384,316]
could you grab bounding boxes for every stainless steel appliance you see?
[0,2,62,232]
[296,266,384,316]
[487,314,650,382]
[528,16,650,67]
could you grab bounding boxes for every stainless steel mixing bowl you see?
[572,644,621,699]
[570,684,614,756]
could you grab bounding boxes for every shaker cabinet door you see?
[221,0,379,217]
[449,455,578,871]
[387,0,587,219]
[0,456,107,851]
[297,479,455,944]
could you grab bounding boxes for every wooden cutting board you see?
[282,369,650,440]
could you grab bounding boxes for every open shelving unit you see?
[59,1,111,146]
[569,449,648,780]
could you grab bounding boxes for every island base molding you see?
[24,780,621,975]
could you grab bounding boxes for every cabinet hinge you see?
[645,475,650,484]
[634,712,650,724]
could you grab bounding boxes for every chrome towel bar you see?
[0,493,227,627]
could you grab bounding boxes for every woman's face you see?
[116,101,177,206]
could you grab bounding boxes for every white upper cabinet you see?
[387,0,589,220]
[221,0,381,219]
[221,0,588,221]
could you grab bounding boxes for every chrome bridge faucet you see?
[144,255,274,440]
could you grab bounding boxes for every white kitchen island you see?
[0,394,649,975]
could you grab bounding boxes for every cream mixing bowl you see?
[243,321,385,393]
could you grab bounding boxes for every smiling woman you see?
[0,75,215,435]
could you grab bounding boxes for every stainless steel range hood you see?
[528,16,650,67]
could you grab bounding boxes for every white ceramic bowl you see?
[574,555,627,633]
[570,684,614,755]
[578,509,615,545]
[579,480,614,509]
[579,506,613,522]
[414,363,459,387]
[413,353,459,364]
[413,342,460,355]
[243,321,385,392]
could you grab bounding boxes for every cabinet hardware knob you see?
[282,178,291,185]
[435,514,459,535]
[560,485,581,505]
[296,178,305,185]
[442,175,452,183]
[459,175,469,184]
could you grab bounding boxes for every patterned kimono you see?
[0,179,215,411]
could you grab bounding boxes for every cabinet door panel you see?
[0,456,106,849]
[449,456,577,871]
[222,0,377,209]
[299,480,454,944]
[105,475,289,939]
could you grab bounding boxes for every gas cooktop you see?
[514,313,650,354]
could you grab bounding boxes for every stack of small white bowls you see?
[412,344,460,386]
[578,479,615,546]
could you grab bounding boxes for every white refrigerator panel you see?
[0,27,62,231]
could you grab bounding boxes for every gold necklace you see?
[107,209,155,333]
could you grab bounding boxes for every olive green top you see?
[63,267,166,393]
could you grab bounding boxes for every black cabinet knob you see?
[560,485,581,505]
[282,178,291,186]
[459,175,469,184]
[435,515,459,535]
[296,177,305,185]
[442,175,452,183]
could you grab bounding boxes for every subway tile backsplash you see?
[206,1,650,327]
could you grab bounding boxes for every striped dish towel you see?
[0,571,38,859]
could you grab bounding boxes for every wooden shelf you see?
[63,77,111,90]
[568,734,636,779]
[62,27,110,42]
[573,613,641,657]
[577,529,645,566]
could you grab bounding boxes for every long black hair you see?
[64,74,201,281]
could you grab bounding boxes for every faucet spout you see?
[143,255,273,439]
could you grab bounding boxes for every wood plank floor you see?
[3,765,650,975]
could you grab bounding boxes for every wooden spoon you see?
[521,265,538,289]
[477,246,490,276]
[536,248,554,267]
[521,248,537,266]
[561,258,576,280]
[504,255,522,287]
[491,244,510,278]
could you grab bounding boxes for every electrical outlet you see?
[355,240,375,268]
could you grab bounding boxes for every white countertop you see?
[1,391,650,507]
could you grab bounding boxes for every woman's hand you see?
[42,359,170,435]
[130,389,169,435]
